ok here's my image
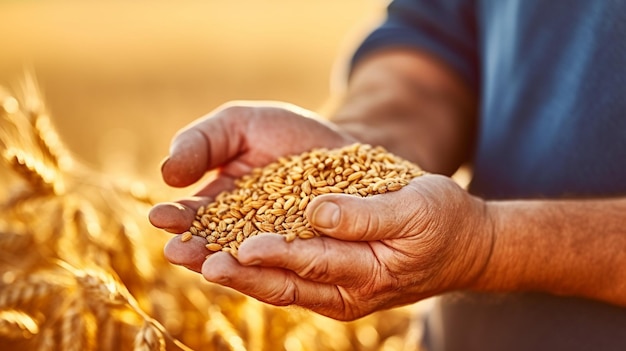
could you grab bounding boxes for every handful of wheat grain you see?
[183,143,424,256]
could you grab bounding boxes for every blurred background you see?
[0,0,386,196]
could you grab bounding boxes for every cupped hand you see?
[159,102,355,190]
[180,174,494,321]
[148,102,356,253]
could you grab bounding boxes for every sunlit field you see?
[0,1,432,350]
[0,1,384,191]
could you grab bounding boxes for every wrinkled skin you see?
[149,102,493,321]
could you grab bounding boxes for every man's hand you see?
[164,174,494,321]
[148,102,356,247]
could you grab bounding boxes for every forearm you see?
[329,49,477,175]
[475,198,626,306]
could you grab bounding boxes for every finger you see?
[236,234,384,287]
[149,173,237,233]
[305,179,428,241]
[161,108,246,187]
[164,235,209,273]
[148,196,211,233]
[161,128,211,188]
[202,251,353,320]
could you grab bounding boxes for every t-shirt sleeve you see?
[352,0,479,90]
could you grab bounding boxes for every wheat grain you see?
[185,143,423,255]
[75,269,127,306]
[0,309,39,339]
[180,231,193,242]
[0,278,58,308]
[134,321,166,351]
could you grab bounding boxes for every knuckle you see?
[364,213,381,236]
[284,237,331,282]
[267,278,298,306]
[351,210,381,239]
[218,103,251,119]
[296,253,330,282]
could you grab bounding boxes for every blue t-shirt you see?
[353,0,626,199]
[353,1,626,350]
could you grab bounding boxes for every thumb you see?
[305,185,423,241]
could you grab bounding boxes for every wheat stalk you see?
[18,73,70,170]
[0,80,65,195]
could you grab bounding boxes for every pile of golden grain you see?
[184,143,424,255]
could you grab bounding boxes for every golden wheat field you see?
[0,1,432,350]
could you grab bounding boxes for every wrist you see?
[462,199,499,292]
[467,201,534,294]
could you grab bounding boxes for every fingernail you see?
[312,202,340,229]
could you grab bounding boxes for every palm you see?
[328,239,437,319]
